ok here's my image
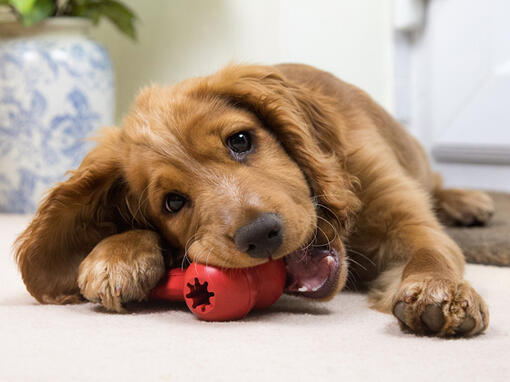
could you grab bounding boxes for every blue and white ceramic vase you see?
[0,18,114,213]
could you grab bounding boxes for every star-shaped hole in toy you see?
[185,277,215,310]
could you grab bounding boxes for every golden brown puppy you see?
[15,63,493,337]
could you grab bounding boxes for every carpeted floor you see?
[446,192,510,266]
[1,215,509,382]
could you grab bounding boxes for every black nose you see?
[234,213,283,258]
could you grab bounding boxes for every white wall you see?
[91,0,393,122]
[393,0,510,192]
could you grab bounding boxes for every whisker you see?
[315,202,342,227]
[181,242,194,269]
[133,182,151,227]
[344,246,376,266]
[297,248,309,263]
[182,231,200,269]
[299,220,319,253]
[204,247,213,267]
[316,215,338,247]
[314,224,334,254]
[345,265,360,292]
[346,256,367,271]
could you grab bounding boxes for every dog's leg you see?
[351,168,489,336]
[369,245,489,337]
[77,230,165,312]
[433,179,494,226]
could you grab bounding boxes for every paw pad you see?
[456,316,475,334]
[392,280,488,337]
[420,304,445,333]
[393,301,406,324]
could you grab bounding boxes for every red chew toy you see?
[149,259,286,321]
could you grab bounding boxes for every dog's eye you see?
[164,193,187,213]
[227,131,252,153]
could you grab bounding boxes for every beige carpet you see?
[1,215,509,382]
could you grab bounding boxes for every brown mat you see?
[446,192,510,266]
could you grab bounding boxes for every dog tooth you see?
[298,286,309,292]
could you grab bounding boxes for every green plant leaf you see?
[9,0,36,14]
[10,0,55,26]
[70,0,89,6]
[101,0,136,39]
[72,0,137,39]
[5,0,138,38]
[73,2,101,24]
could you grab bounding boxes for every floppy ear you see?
[14,128,139,304]
[202,64,361,239]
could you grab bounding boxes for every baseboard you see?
[432,144,510,165]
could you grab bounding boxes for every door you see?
[394,0,510,191]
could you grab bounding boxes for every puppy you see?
[15,63,493,336]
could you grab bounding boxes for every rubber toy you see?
[149,259,286,321]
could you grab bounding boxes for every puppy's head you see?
[119,65,359,299]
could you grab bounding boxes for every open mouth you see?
[174,240,342,300]
[283,247,341,299]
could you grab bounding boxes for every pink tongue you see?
[284,247,339,297]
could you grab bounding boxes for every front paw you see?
[392,278,489,337]
[77,233,165,312]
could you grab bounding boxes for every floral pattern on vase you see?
[0,20,114,213]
